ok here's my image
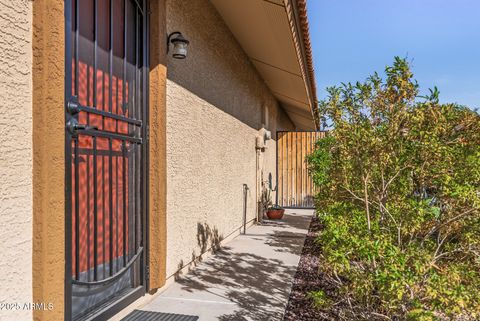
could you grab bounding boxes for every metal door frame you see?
[64,0,150,320]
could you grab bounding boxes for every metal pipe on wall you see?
[242,184,249,234]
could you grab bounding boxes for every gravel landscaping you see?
[283,215,328,321]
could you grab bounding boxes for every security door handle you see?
[67,118,98,135]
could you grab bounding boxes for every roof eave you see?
[285,0,319,130]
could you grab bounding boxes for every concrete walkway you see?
[135,209,313,321]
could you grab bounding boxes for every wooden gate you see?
[276,131,325,208]
[65,0,148,320]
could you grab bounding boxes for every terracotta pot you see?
[266,209,285,219]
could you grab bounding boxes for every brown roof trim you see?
[297,0,319,122]
[286,0,320,129]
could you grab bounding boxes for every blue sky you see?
[306,0,480,108]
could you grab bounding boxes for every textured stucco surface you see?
[149,0,168,291]
[32,1,65,320]
[0,1,33,320]
[165,0,294,278]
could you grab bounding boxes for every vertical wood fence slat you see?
[286,132,290,206]
[282,132,285,207]
[276,131,326,208]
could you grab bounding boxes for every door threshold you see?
[75,286,145,321]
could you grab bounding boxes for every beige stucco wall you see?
[149,0,168,290]
[0,1,33,320]
[165,0,294,278]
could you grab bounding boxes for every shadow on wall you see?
[167,0,281,131]
[197,222,223,253]
[173,214,309,320]
[174,222,225,281]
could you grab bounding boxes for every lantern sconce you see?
[167,31,190,59]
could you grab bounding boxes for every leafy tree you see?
[308,57,480,320]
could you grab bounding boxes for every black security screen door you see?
[64,0,148,320]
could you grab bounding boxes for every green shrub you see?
[308,57,480,320]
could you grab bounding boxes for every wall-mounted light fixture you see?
[167,31,190,59]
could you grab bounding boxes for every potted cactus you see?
[266,204,285,219]
[260,177,284,220]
